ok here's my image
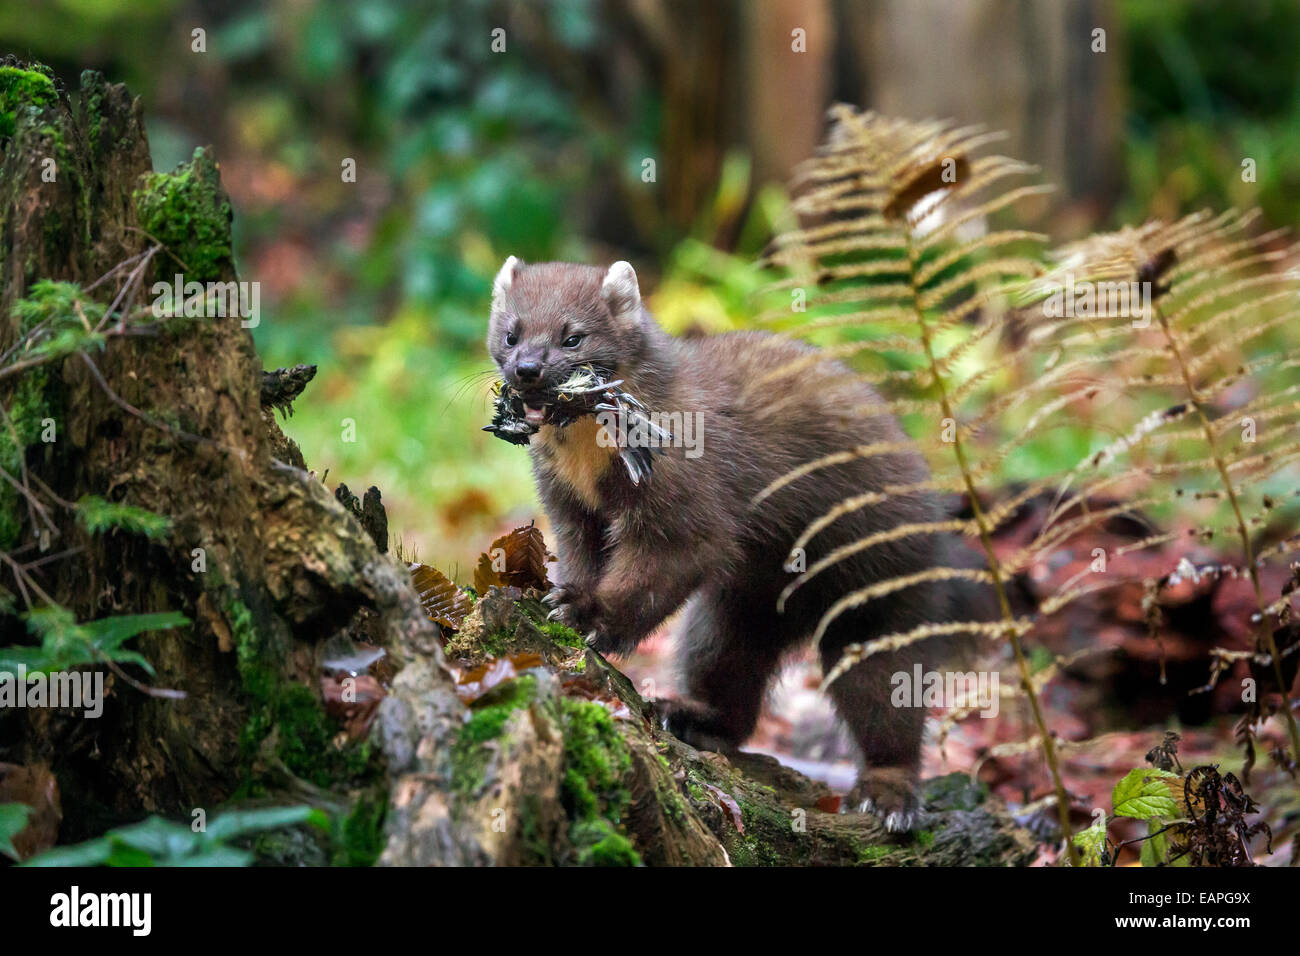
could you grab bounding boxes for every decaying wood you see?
[379,587,1037,866]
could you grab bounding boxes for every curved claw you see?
[884,810,918,833]
[546,606,564,622]
[583,629,600,648]
[542,587,565,608]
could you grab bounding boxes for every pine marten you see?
[486,257,991,830]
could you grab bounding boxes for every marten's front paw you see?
[543,585,598,632]
[582,623,636,655]
[845,767,922,833]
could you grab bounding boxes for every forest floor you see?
[538,506,1300,867]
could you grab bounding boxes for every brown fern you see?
[757,105,1300,864]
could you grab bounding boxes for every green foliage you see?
[11,279,106,334]
[0,608,186,676]
[0,802,32,861]
[1071,816,1108,867]
[1111,767,1181,821]
[22,806,328,866]
[1139,821,1187,869]
[1119,0,1300,228]
[1,281,105,549]
[265,343,538,577]
[1078,765,1192,867]
[75,494,172,539]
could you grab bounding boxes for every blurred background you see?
[6,0,1298,576]
[7,0,1300,860]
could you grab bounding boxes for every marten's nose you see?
[516,360,542,383]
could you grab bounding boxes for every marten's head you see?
[487,258,650,426]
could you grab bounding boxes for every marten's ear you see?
[493,256,522,302]
[601,261,641,319]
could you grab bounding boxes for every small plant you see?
[0,802,31,861]
[1073,732,1272,866]
[1,608,185,677]
[75,495,172,540]
[21,806,327,866]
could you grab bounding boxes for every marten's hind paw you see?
[846,767,922,833]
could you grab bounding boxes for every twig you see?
[78,351,209,447]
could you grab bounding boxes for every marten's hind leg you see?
[659,586,790,752]
[820,601,935,832]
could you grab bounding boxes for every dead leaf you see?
[473,524,556,594]
[321,674,386,741]
[410,562,472,631]
[452,652,545,704]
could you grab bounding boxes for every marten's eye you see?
[562,333,585,348]
[505,331,518,347]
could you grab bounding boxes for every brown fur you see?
[487,259,993,829]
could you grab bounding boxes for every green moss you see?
[227,592,376,789]
[448,604,586,661]
[516,793,553,866]
[448,675,538,799]
[652,752,686,822]
[80,70,106,153]
[920,772,987,812]
[558,697,640,866]
[0,65,57,140]
[335,795,386,867]
[227,595,272,699]
[0,373,45,548]
[282,684,373,784]
[443,623,512,661]
[728,834,781,867]
[537,619,585,648]
[727,801,789,867]
[134,148,233,284]
[855,843,895,863]
[569,819,640,867]
[479,628,512,657]
[913,829,935,849]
